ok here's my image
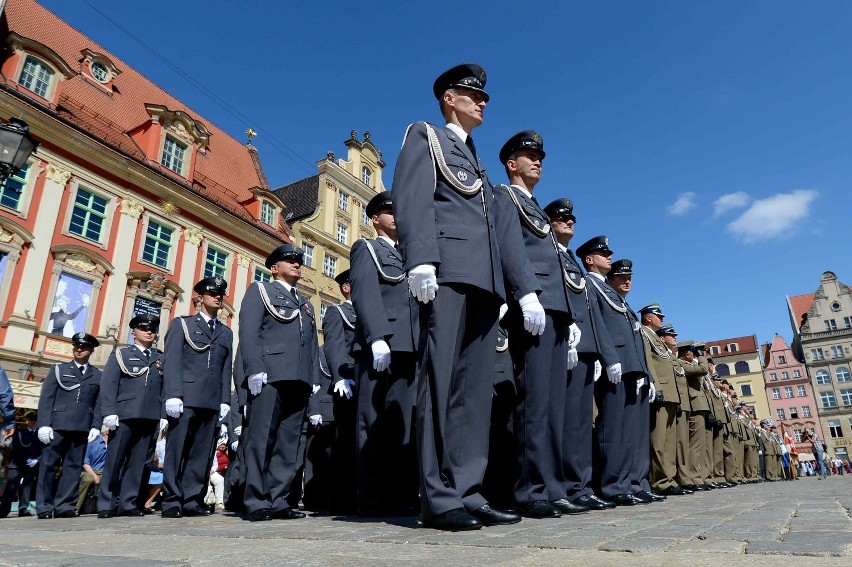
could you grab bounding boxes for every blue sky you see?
[40,0,852,348]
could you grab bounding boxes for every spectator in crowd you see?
[143,431,166,513]
[207,441,229,511]
[77,428,109,514]
[0,412,41,517]
[804,430,828,479]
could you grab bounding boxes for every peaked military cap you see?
[639,303,665,318]
[433,63,489,102]
[543,198,575,222]
[657,324,678,336]
[129,313,160,330]
[575,235,612,260]
[499,130,546,164]
[609,259,633,276]
[365,192,393,218]
[334,269,351,285]
[265,243,303,269]
[71,332,100,348]
[194,276,228,295]
[760,419,770,426]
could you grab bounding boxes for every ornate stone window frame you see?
[61,177,118,249]
[124,271,184,341]
[7,33,77,104]
[0,158,44,219]
[200,237,232,280]
[138,212,181,274]
[0,218,34,320]
[79,48,121,88]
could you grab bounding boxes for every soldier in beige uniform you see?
[677,341,712,491]
[719,383,740,484]
[657,326,693,493]
[706,374,733,487]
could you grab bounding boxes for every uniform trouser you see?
[704,424,715,484]
[758,438,767,479]
[356,351,417,512]
[304,421,334,510]
[649,402,678,492]
[745,444,758,479]
[0,465,37,515]
[224,412,248,510]
[287,424,307,509]
[416,284,498,519]
[688,410,708,486]
[675,409,692,486]
[243,380,310,514]
[329,395,357,514]
[162,407,218,512]
[482,377,517,508]
[712,428,725,482]
[722,434,737,482]
[563,355,597,501]
[511,311,569,504]
[98,419,158,514]
[76,469,102,512]
[595,373,639,498]
[36,430,87,514]
[629,384,652,494]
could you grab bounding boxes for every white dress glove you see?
[312,384,322,395]
[248,372,268,396]
[88,428,100,443]
[606,363,622,385]
[519,293,545,336]
[593,360,602,382]
[334,379,355,399]
[165,398,184,419]
[231,440,239,452]
[219,404,230,420]
[26,458,38,468]
[566,348,579,371]
[220,423,228,436]
[234,425,242,437]
[408,264,438,303]
[309,414,322,426]
[159,418,169,433]
[568,323,582,349]
[103,415,119,431]
[372,339,391,372]
[37,426,53,445]
[498,303,509,321]
[649,382,656,403]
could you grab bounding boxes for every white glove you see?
[219,404,230,420]
[312,384,322,395]
[103,415,119,430]
[519,293,545,336]
[231,440,238,452]
[408,264,438,303]
[372,339,391,372]
[309,414,322,426]
[606,363,622,385]
[498,303,509,321]
[26,458,38,468]
[568,323,582,349]
[334,379,355,399]
[758,450,763,456]
[159,418,169,433]
[248,372,268,396]
[649,382,656,403]
[220,423,228,436]
[566,348,579,371]
[233,425,242,437]
[165,398,183,418]
[593,360,602,382]
[87,428,100,443]
[37,426,53,444]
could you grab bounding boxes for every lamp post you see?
[0,118,39,182]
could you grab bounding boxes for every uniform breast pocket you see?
[443,156,479,187]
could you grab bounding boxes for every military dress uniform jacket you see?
[238,281,319,388]
[681,360,711,412]
[349,237,417,354]
[558,247,614,358]
[163,314,232,410]
[37,362,102,431]
[640,326,678,403]
[393,122,505,300]
[585,275,645,373]
[99,347,164,421]
[321,301,356,385]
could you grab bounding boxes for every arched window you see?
[815,370,831,385]
[836,367,851,382]
[715,364,730,377]
[734,361,750,374]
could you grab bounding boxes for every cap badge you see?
[457,170,468,182]
[213,277,224,287]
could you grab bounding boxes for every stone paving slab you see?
[0,477,850,565]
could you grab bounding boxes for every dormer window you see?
[18,56,54,98]
[90,61,109,83]
[260,201,275,226]
[161,135,187,175]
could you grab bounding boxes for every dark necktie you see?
[142,349,150,359]
[208,319,215,334]
[465,135,477,160]
[78,364,86,375]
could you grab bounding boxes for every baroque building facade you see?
[707,334,771,420]
[0,0,289,412]
[787,271,852,462]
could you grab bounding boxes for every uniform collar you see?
[197,311,213,323]
[510,184,533,200]
[445,122,467,142]
[274,279,294,294]
[587,272,605,282]
[377,235,397,248]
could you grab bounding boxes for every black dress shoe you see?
[182,506,213,517]
[161,507,183,518]
[588,494,616,509]
[631,491,655,504]
[612,494,637,506]
[123,509,144,517]
[55,510,78,518]
[471,504,521,526]
[662,486,690,496]
[97,510,114,519]
[18,510,34,517]
[37,511,54,519]
[518,500,561,518]
[692,484,708,491]
[575,495,607,510]
[271,507,306,520]
[423,508,482,531]
[248,508,272,522]
[551,498,589,515]
[639,490,666,501]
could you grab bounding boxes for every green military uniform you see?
[672,359,693,487]
[705,378,729,485]
[678,345,711,489]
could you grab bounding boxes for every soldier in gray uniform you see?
[35,333,103,518]
[321,269,357,514]
[493,131,579,519]
[303,346,335,511]
[393,64,507,531]
[97,314,165,518]
[350,192,419,516]
[161,277,233,518]
[239,243,318,521]
[545,198,617,511]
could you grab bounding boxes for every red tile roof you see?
[705,335,758,357]
[3,0,286,238]
[787,293,815,332]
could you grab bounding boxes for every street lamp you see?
[0,118,39,182]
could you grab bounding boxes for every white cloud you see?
[726,190,818,243]
[667,192,697,216]
[713,191,751,216]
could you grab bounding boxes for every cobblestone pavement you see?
[1,476,849,566]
